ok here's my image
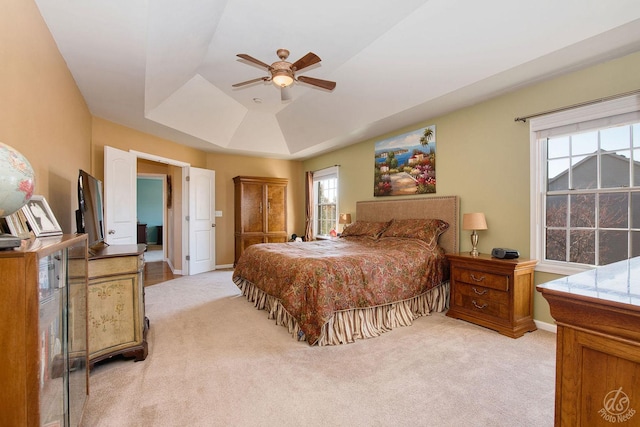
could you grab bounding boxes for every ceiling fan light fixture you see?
[272,70,294,87]
[234,49,335,92]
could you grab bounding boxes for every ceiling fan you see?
[232,49,336,101]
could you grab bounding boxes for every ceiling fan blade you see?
[291,52,321,72]
[281,86,291,101]
[232,77,269,87]
[236,54,271,69]
[297,75,336,91]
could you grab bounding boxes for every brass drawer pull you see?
[470,274,485,282]
[472,300,488,310]
[472,287,487,296]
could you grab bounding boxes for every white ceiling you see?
[35,0,640,160]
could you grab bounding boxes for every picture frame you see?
[374,125,437,197]
[0,217,10,234]
[5,211,32,238]
[21,195,63,237]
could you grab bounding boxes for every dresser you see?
[87,244,148,367]
[537,257,640,426]
[137,223,147,244]
[0,234,88,426]
[446,253,538,338]
[233,176,288,264]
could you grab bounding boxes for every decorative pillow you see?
[380,218,449,248]
[340,220,390,239]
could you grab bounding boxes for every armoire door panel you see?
[266,184,286,233]
[242,182,265,233]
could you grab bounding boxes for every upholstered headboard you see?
[355,196,459,254]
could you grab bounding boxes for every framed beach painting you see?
[374,125,436,197]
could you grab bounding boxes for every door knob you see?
[108,229,116,234]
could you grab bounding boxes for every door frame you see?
[130,150,193,275]
[136,173,167,255]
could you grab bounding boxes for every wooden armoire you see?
[233,176,288,264]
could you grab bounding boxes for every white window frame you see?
[312,166,339,237]
[530,94,640,275]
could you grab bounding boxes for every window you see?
[313,166,339,237]
[530,95,640,274]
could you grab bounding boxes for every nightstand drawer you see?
[455,293,509,320]
[453,268,509,292]
[456,282,509,305]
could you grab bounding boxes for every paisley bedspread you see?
[232,236,448,345]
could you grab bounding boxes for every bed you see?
[232,196,459,345]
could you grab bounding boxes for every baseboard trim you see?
[535,319,557,334]
[216,263,234,270]
[166,259,183,275]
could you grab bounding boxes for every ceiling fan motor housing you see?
[276,49,290,60]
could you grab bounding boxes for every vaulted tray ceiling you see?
[35,0,640,159]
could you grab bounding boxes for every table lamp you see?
[339,213,352,233]
[462,212,487,257]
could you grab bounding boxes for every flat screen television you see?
[76,169,107,253]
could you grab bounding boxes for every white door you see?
[104,146,137,245]
[188,167,216,275]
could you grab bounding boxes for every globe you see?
[0,142,35,217]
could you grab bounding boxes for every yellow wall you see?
[0,0,92,232]
[304,51,640,325]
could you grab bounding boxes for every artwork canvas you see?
[374,125,436,197]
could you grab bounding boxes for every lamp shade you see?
[339,213,352,224]
[462,212,487,230]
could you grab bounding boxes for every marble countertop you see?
[537,256,640,308]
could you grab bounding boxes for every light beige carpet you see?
[81,270,556,427]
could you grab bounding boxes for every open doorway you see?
[136,170,175,286]
[136,174,165,261]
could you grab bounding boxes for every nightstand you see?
[445,252,538,338]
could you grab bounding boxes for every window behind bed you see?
[313,166,339,237]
